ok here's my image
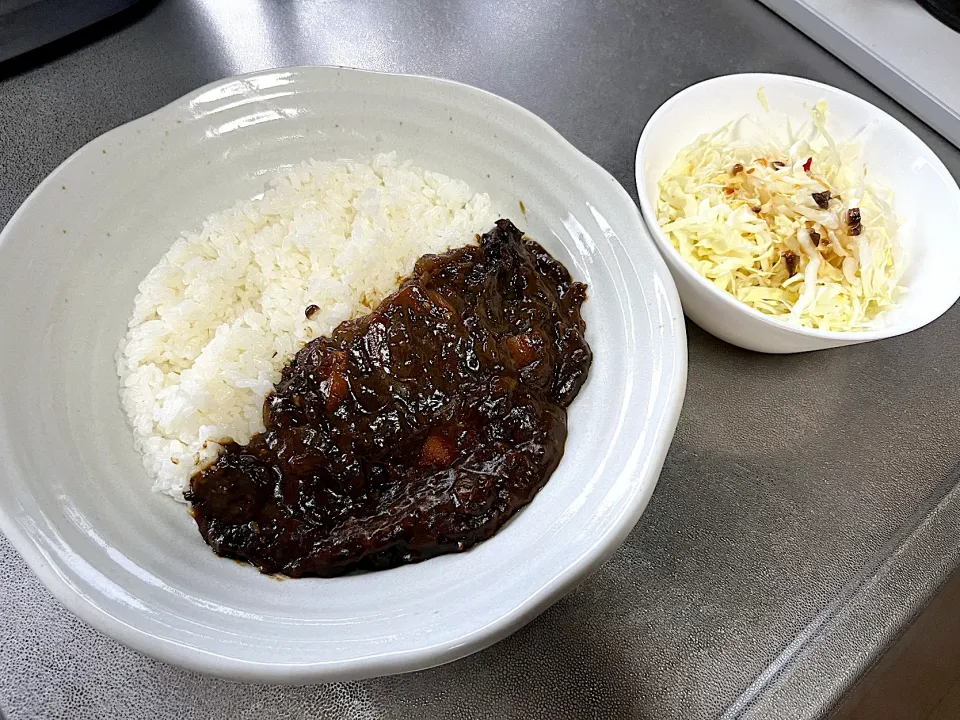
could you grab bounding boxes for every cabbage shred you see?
[657,100,902,331]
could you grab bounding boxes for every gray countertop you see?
[2,1,960,718]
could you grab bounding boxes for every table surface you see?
[2,1,960,718]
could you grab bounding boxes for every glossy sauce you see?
[186,219,591,577]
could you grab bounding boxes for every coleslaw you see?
[656,98,903,331]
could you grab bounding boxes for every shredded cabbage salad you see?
[657,98,903,331]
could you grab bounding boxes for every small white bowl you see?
[636,73,960,353]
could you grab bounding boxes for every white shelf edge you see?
[757,0,960,148]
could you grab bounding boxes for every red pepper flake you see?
[803,157,813,172]
[723,187,735,195]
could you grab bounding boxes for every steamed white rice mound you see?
[117,153,496,498]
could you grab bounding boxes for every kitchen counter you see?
[2,1,959,718]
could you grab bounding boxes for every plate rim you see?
[0,65,687,682]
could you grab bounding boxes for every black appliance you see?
[918,0,960,32]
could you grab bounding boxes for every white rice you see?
[117,153,496,499]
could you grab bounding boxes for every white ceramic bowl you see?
[636,73,960,353]
[0,67,686,682]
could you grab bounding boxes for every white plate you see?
[636,73,960,353]
[0,67,686,682]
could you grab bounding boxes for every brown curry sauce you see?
[185,219,591,577]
